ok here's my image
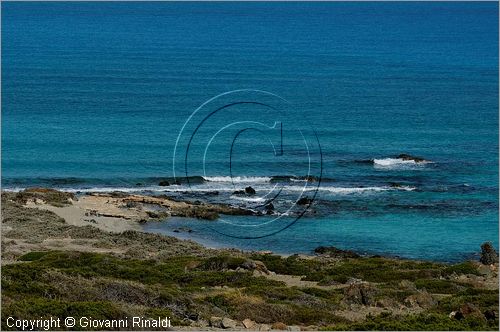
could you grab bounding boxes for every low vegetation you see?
[1,191,498,330]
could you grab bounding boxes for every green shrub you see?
[322,312,494,331]
[18,251,50,261]
[198,255,246,271]
[1,298,124,326]
[249,254,323,277]
[414,279,465,294]
[443,261,480,276]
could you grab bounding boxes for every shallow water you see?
[2,2,498,261]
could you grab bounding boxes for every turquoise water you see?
[2,2,498,261]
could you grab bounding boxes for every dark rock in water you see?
[158,180,170,186]
[270,175,292,183]
[173,227,193,233]
[265,203,274,215]
[245,186,256,195]
[232,190,245,195]
[314,246,360,258]
[397,153,427,163]
[354,159,375,165]
[135,183,142,186]
[480,242,498,265]
[300,175,320,182]
[343,283,376,305]
[296,197,313,205]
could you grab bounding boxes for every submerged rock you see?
[480,242,498,265]
[203,191,219,196]
[296,197,313,205]
[173,227,193,233]
[232,190,245,195]
[158,180,170,186]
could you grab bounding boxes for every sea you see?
[2,1,498,262]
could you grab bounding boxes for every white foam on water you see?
[230,196,266,202]
[290,178,307,182]
[203,176,272,183]
[4,183,416,196]
[285,185,416,194]
[373,158,431,168]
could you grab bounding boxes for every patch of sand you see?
[25,197,141,233]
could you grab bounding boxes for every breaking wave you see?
[373,158,431,167]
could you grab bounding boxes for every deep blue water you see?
[2,2,498,261]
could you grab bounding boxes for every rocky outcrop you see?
[158,180,170,186]
[343,282,376,306]
[242,319,256,329]
[12,188,76,207]
[404,290,436,309]
[314,246,360,258]
[241,260,269,274]
[221,317,238,329]
[480,242,498,265]
[271,322,287,330]
[209,316,223,328]
[208,317,238,329]
[450,303,486,321]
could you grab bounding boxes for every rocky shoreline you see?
[1,188,499,330]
